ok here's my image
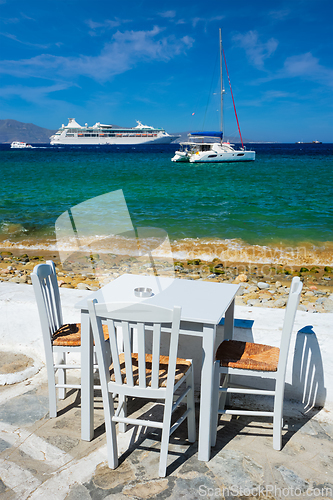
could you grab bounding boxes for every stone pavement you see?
[0,367,333,500]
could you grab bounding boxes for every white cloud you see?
[0,27,194,82]
[0,31,49,48]
[191,15,224,28]
[0,83,73,105]
[255,52,333,87]
[159,11,176,19]
[233,31,278,69]
[85,18,128,32]
[268,9,290,20]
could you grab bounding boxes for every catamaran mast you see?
[219,28,223,138]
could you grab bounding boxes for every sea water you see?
[1,143,332,265]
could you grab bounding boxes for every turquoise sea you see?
[1,143,333,265]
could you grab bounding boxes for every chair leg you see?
[103,390,118,469]
[186,367,196,443]
[57,352,66,400]
[211,361,221,447]
[273,381,285,451]
[118,394,127,433]
[159,397,174,477]
[47,354,58,418]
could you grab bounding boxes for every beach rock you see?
[257,282,269,290]
[247,299,261,307]
[273,298,287,308]
[304,291,315,297]
[77,283,90,290]
[235,273,248,283]
[298,304,308,311]
[8,277,23,283]
[275,281,282,288]
[322,299,333,312]
[258,291,272,300]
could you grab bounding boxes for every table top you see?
[75,274,239,325]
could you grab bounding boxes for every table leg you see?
[224,298,235,341]
[197,323,216,462]
[81,310,94,441]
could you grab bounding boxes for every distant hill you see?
[0,119,56,143]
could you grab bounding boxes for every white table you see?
[75,274,239,462]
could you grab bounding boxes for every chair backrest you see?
[277,276,303,376]
[31,260,63,342]
[88,300,182,392]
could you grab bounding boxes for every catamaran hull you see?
[189,151,255,162]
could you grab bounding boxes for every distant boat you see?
[50,118,179,146]
[296,141,322,144]
[172,29,255,163]
[10,141,33,149]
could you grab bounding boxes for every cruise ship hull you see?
[50,118,178,146]
[50,135,176,146]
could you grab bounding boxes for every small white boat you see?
[172,29,255,164]
[11,141,33,149]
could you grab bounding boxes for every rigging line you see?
[202,49,219,131]
[222,47,244,149]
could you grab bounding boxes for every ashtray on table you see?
[134,287,153,298]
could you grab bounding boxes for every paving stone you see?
[0,439,11,453]
[206,450,264,490]
[66,484,91,500]
[276,465,309,491]
[0,390,49,425]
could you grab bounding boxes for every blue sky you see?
[0,0,332,142]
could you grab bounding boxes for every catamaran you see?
[172,30,255,163]
[50,119,179,146]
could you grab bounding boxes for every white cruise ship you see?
[50,118,179,146]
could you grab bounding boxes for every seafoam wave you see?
[1,236,333,266]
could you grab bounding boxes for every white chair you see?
[31,260,108,418]
[88,299,196,477]
[211,276,303,451]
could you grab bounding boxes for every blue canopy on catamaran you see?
[189,131,223,139]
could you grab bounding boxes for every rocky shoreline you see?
[1,249,333,313]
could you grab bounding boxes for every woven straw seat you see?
[110,353,192,387]
[216,340,280,372]
[52,323,109,347]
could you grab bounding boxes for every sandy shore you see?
[1,248,333,313]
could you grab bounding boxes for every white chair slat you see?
[107,319,122,385]
[151,323,161,390]
[137,322,146,388]
[122,321,134,387]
